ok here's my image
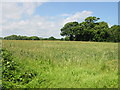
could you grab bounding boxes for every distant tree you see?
[4,35,18,40]
[17,35,29,40]
[107,25,120,42]
[60,16,120,42]
[42,38,48,40]
[4,35,40,40]
[60,16,101,41]
[93,21,109,41]
[74,25,84,41]
[29,36,40,40]
[60,22,78,41]
[74,16,100,41]
[83,16,100,41]
[48,36,56,40]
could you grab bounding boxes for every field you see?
[2,40,118,88]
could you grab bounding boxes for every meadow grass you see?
[2,40,118,88]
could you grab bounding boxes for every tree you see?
[85,16,100,23]
[29,36,40,40]
[4,35,41,40]
[64,36,70,41]
[4,35,18,40]
[60,22,78,41]
[108,25,120,42]
[60,16,118,42]
[93,21,109,41]
[74,24,84,41]
[74,16,100,41]
[48,36,56,40]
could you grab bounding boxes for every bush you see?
[1,49,37,88]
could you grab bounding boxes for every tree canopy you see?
[60,22,78,41]
[60,16,120,42]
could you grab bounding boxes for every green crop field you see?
[2,40,118,88]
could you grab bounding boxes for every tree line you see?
[2,35,60,40]
[1,16,120,42]
[60,16,120,42]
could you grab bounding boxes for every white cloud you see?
[62,11,93,25]
[2,3,22,20]
[22,3,42,16]
[1,2,43,36]
[2,15,63,38]
[2,2,42,20]
[1,2,93,38]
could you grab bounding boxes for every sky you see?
[1,1,119,38]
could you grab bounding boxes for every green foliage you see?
[2,40,118,88]
[64,36,70,41]
[60,16,120,42]
[4,35,40,40]
[107,25,120,42]
[1,49,37,88]
[3,35,59,41]
[29,36,40,40]
[4,35,18,40]
[85,16,100,23]
[93,22,109,42]
[60,21,78,41]
[48,36,56,40]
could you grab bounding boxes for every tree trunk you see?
[70,34,74,41]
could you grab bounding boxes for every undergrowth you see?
[1,49,37,88]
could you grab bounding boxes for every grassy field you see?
[2,40,118,88]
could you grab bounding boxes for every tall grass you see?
[2,40,118,88]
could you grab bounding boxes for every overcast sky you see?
[1,1,119,38]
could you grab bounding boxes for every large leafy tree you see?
[60,17,100,41]
[60,22,78,41]
[60,16,116,42]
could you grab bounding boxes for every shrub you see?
[1,49,37,88]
